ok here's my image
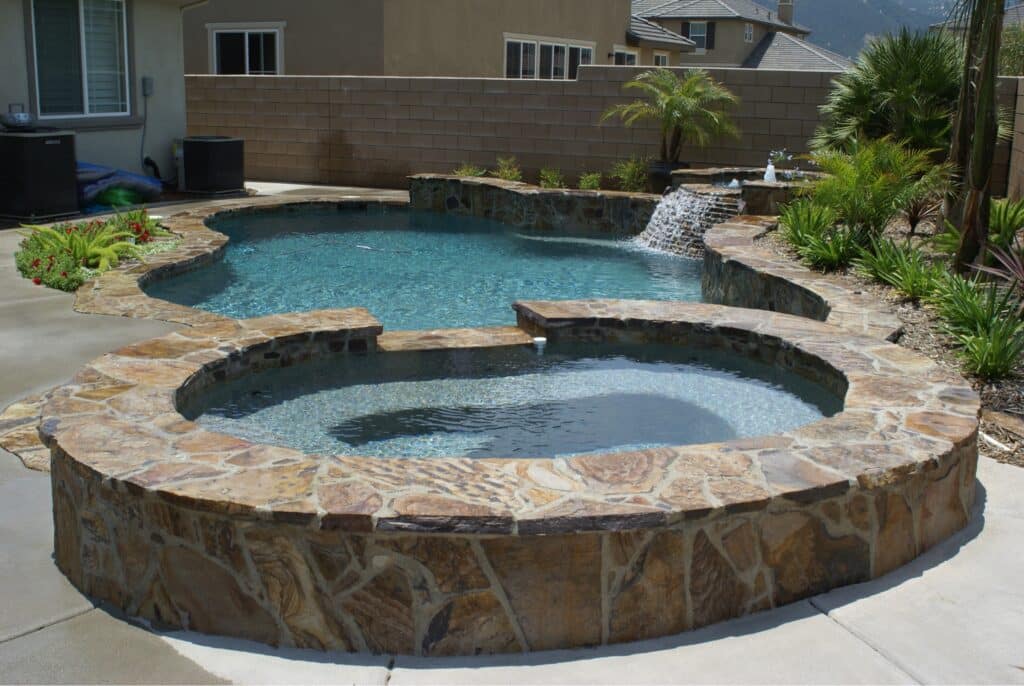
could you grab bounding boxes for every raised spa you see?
[185,342,841,459]
[143,205,701,330]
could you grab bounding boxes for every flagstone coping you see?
[40,300,978,654]
[703,217,904,341]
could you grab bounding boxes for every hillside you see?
[798,0,952,57]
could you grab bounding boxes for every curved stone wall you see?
[42,300,978,656]
[703,218,904,341]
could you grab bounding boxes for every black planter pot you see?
[648,159,686,194]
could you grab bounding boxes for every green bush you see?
[452,163,487,177]
[779,199,861,270]
[808,138,952,238]
[538,168,565,189]
[956,316,1024,380]
[930,220,962,256]
[988,197,1024,252]
[854,238,943,301]
[812,29,962,152]
[19,220,138,272]
[610,158,649,193]
[14,242,86,291]
[578,172,602,191]
[489,157,523,182]
[779,199,837,248]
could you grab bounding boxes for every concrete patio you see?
[0,187,1022,685]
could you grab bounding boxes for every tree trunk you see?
[950,0,1005,272]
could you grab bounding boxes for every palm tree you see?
[947,0,1006,271]
[812,29,962,154]
[601,69,739,165]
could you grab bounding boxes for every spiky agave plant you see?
[21,222,139,272]
[601,68,739,164]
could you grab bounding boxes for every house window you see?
[653,51,670,67]
[506,36,594,79]
[745,23,754,43]
[215,30,279,75]
[689,21,708,50]
[613,47,638,66]
[32,0,129,118]
[568,46,593,79]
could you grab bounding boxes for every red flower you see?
[31,258,41,268]
[32,277,42,285]
[61,271,68,278]
[65,227,73,235]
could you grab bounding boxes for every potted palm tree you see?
[602,68,740,192]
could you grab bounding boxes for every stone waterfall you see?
[633,186,740,257]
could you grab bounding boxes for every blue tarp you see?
[77,162,162,206]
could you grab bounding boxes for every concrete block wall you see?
[185,66,1015,194]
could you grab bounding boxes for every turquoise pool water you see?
[186,343,840,459]
[145,206,702,330]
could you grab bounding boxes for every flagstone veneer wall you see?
[183,67,1014,195]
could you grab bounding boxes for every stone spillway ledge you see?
[42,301,979,656]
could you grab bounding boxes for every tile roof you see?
[741,31,853,70]
[628,14,697,47]
[633,0,811,34]
[931,2,1024,29]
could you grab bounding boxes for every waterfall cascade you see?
[633,186,740,257]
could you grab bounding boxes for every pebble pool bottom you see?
[185,342,842,460]
[143,206,703,330]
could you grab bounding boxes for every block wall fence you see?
[185,66,1018,195]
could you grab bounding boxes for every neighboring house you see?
[634,0,852,70]
[0,0,195,176]
[181,0,694,79]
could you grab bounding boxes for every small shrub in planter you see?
[489,157,523,182]
[539,168,566,189]
[610,158,649,193]
[578,172,602,191]
[452,163,487,177]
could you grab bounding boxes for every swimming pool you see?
[144,205,702,330]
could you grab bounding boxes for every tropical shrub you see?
[812,29,962,152]
[956,316,1024,380]
[988,197,1024,252]
[779,199,837,247]
[452,163,487,177]
[490,157,523,182]
[20,220,139,272]
[854,238,943,301]
[794,226,865,271]
[538,168,566,189]
[808,138,952,238]
[601,68,739,164]
[15,243,86,291]
[610,158,650,193]
[578,172,602,191]
[930,272,1018,336]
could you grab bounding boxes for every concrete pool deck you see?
[0,185,1022,684]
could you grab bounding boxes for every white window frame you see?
[31,0,132,120]
[690,21,708,53]
[206,21,286,75]
[503,33,596,80]
[653,51,670,67]
[745,23,754,43]
[612,44,639,66]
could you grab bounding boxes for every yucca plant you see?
[813,29,963,153]
[601,68,739,164]
[854,238,944,300]
[808,138,953,238]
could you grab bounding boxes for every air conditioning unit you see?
[0,130,79,220]
[183,136,245,194]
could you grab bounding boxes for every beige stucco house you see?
[182,0,695,78]
[634,0,851,70]
[0,0,196,175]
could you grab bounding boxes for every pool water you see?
[185,343,841,459]
[145,206,702,330]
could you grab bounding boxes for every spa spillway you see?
[42,301,979,656]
